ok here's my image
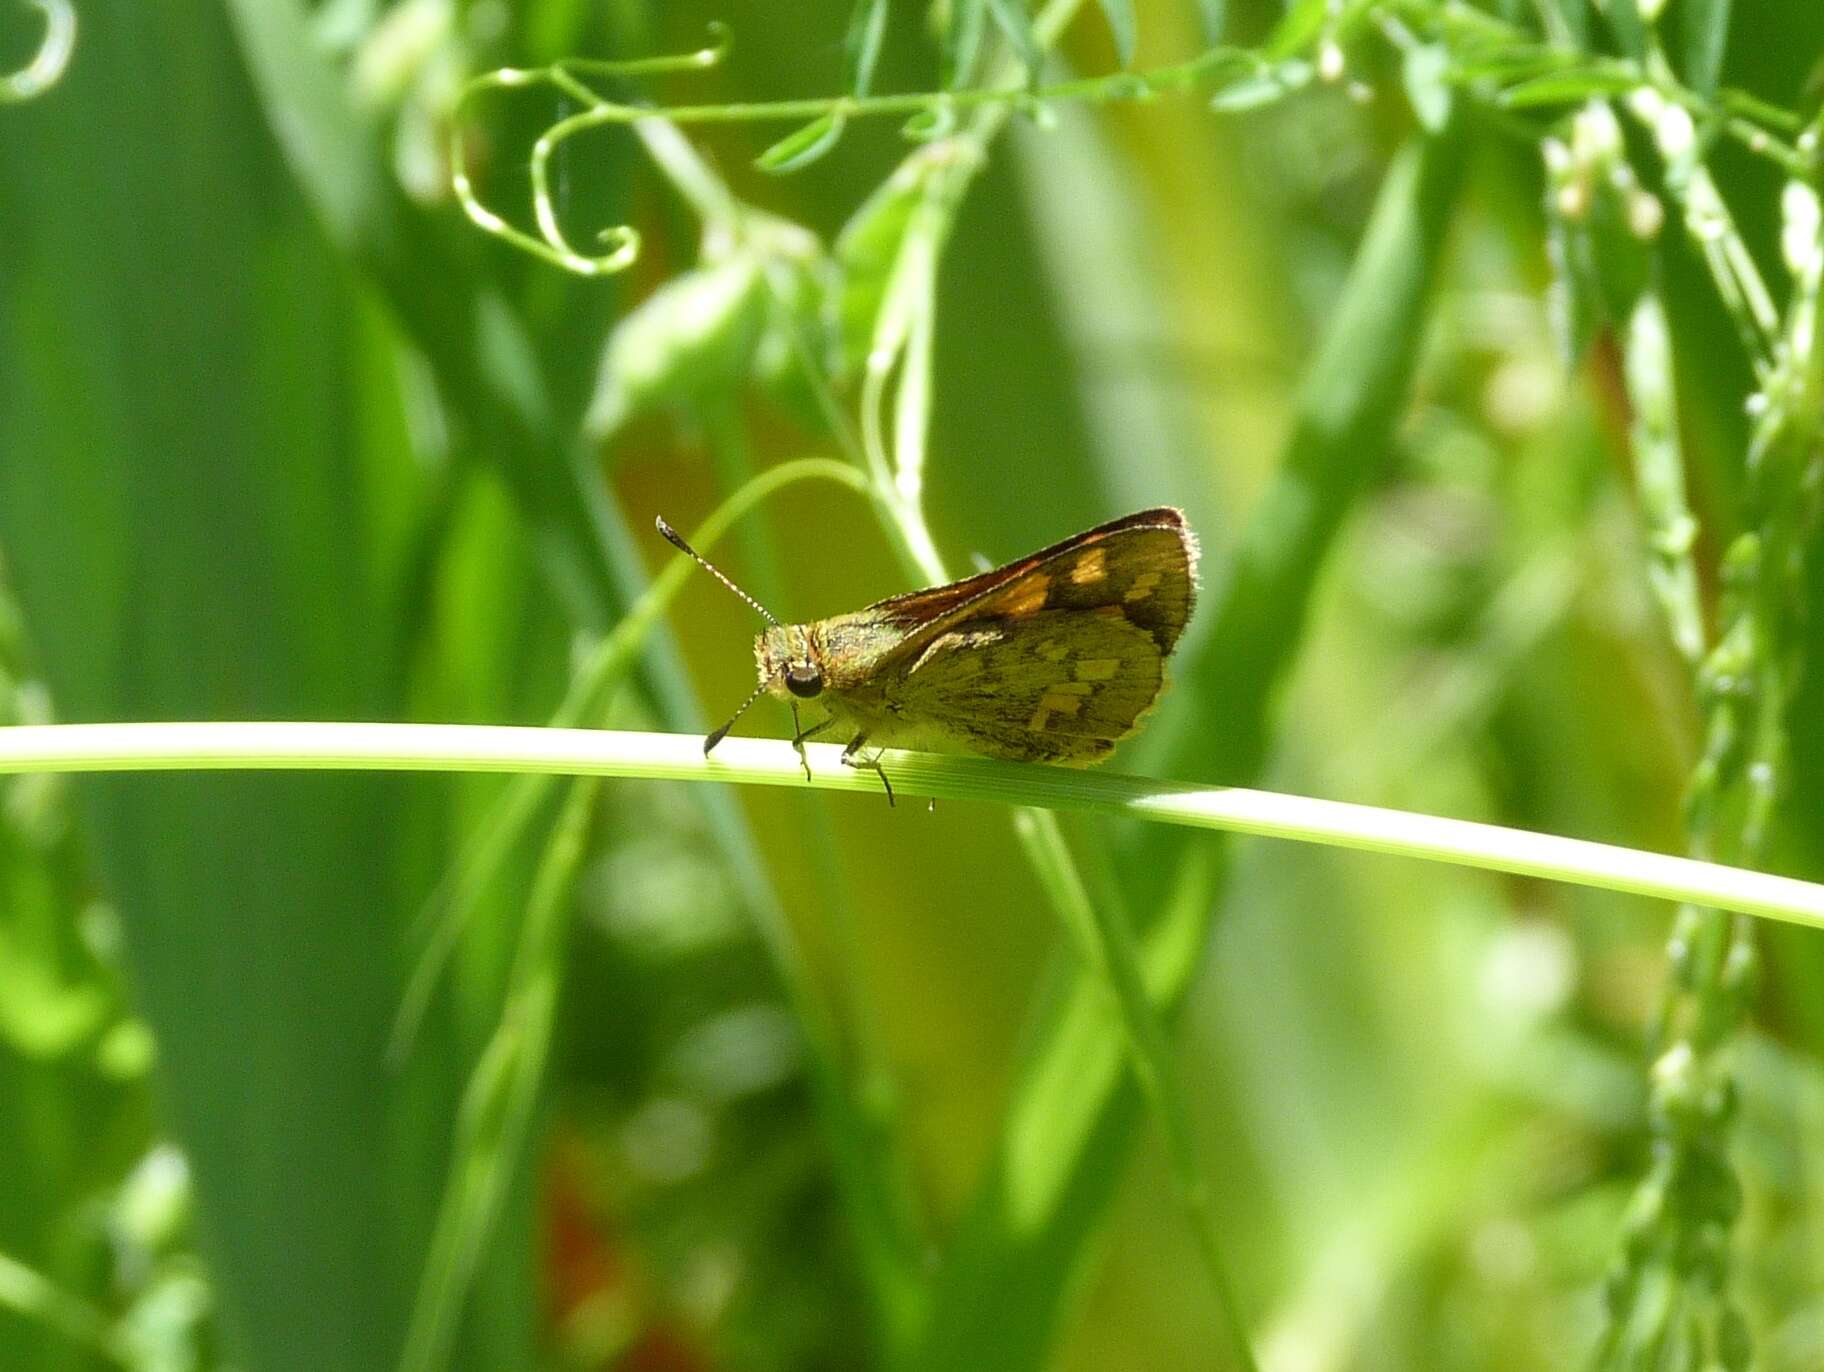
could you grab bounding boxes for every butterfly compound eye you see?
[785,663,823,699]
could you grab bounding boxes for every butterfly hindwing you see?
[877,607,1166,763]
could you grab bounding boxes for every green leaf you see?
[1453,51,1579,84]
[901,103,959,142]
[1403,43,1453,133]
[755,110,848,174]
[1094,0,1136,67]
[1207,59,1311,112]
[1265,0,1327,62]
[584,257,768,437]
[1604,0,1648,59]
[1,7,480,1366]
[942,0,987,88]
[908,119,1472,1372]
[1499,68,1640,108]
[834,152,936,376]
[1545,0,1592,44]
[1679,0,1732,94]
[1195,0,1228,44]
[985,0,1043,84]
[844,0,891,97]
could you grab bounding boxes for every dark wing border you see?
[868,507,1196,669]
[865,507,1192,631]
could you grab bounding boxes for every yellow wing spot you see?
[1028,689,1089,731]
[1070,547,1107,585]
[1075,658,1121,681]
[1124,571,1162,603]
[1003,576,1050,617]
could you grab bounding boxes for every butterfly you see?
[659,507,1198,803]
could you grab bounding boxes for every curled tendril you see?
[447,17,1391,278]
[1,0,75,105]
[447,24,730,277]
[551,20,730,81]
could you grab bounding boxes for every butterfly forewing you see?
[867,508,1195,640]
[874,508,1195,650]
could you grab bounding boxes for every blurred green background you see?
[2,0,1823,1369]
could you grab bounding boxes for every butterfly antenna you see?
[703,678,769,755]
[656,516,780,627]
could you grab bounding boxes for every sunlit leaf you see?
[1265,0,1327,62]
[1499,69,1640,107]
[834,149,939,375]
[585,258,767,437]
[1207,59,1311,112]
[1403,43,1453,133]
[1544,0,1592,45]
[755,111,848,174]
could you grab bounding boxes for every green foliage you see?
[3,0,1824,1370]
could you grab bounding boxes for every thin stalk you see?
[846,0,1259,1354]
[2,724,1821,929]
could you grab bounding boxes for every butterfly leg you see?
[841,734,895,808]
[790,705,831,782]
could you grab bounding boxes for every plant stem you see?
[4,722,1822,929]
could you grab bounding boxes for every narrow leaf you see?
[1208,60,1312,113]
[942,0,987,88]
[584,258,767,438]
[1603,0,1648,59]
[1680,0,1731,94]
[1499,68,1640,108]
[907,123,1474,1372]
[834,151,935,374]
[1402,43,1453,133]
[985,0,1043,84]
[1453,51,1579,83]
[755,111,847,174]
[1265,0,1327,62]
[1543,0,1591,44]
[1094,0,1136,67]
[1195,0,1228,45]
[844,0,891,97]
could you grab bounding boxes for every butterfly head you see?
[757,625,824,700]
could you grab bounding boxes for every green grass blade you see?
[907,122,1470,1368]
